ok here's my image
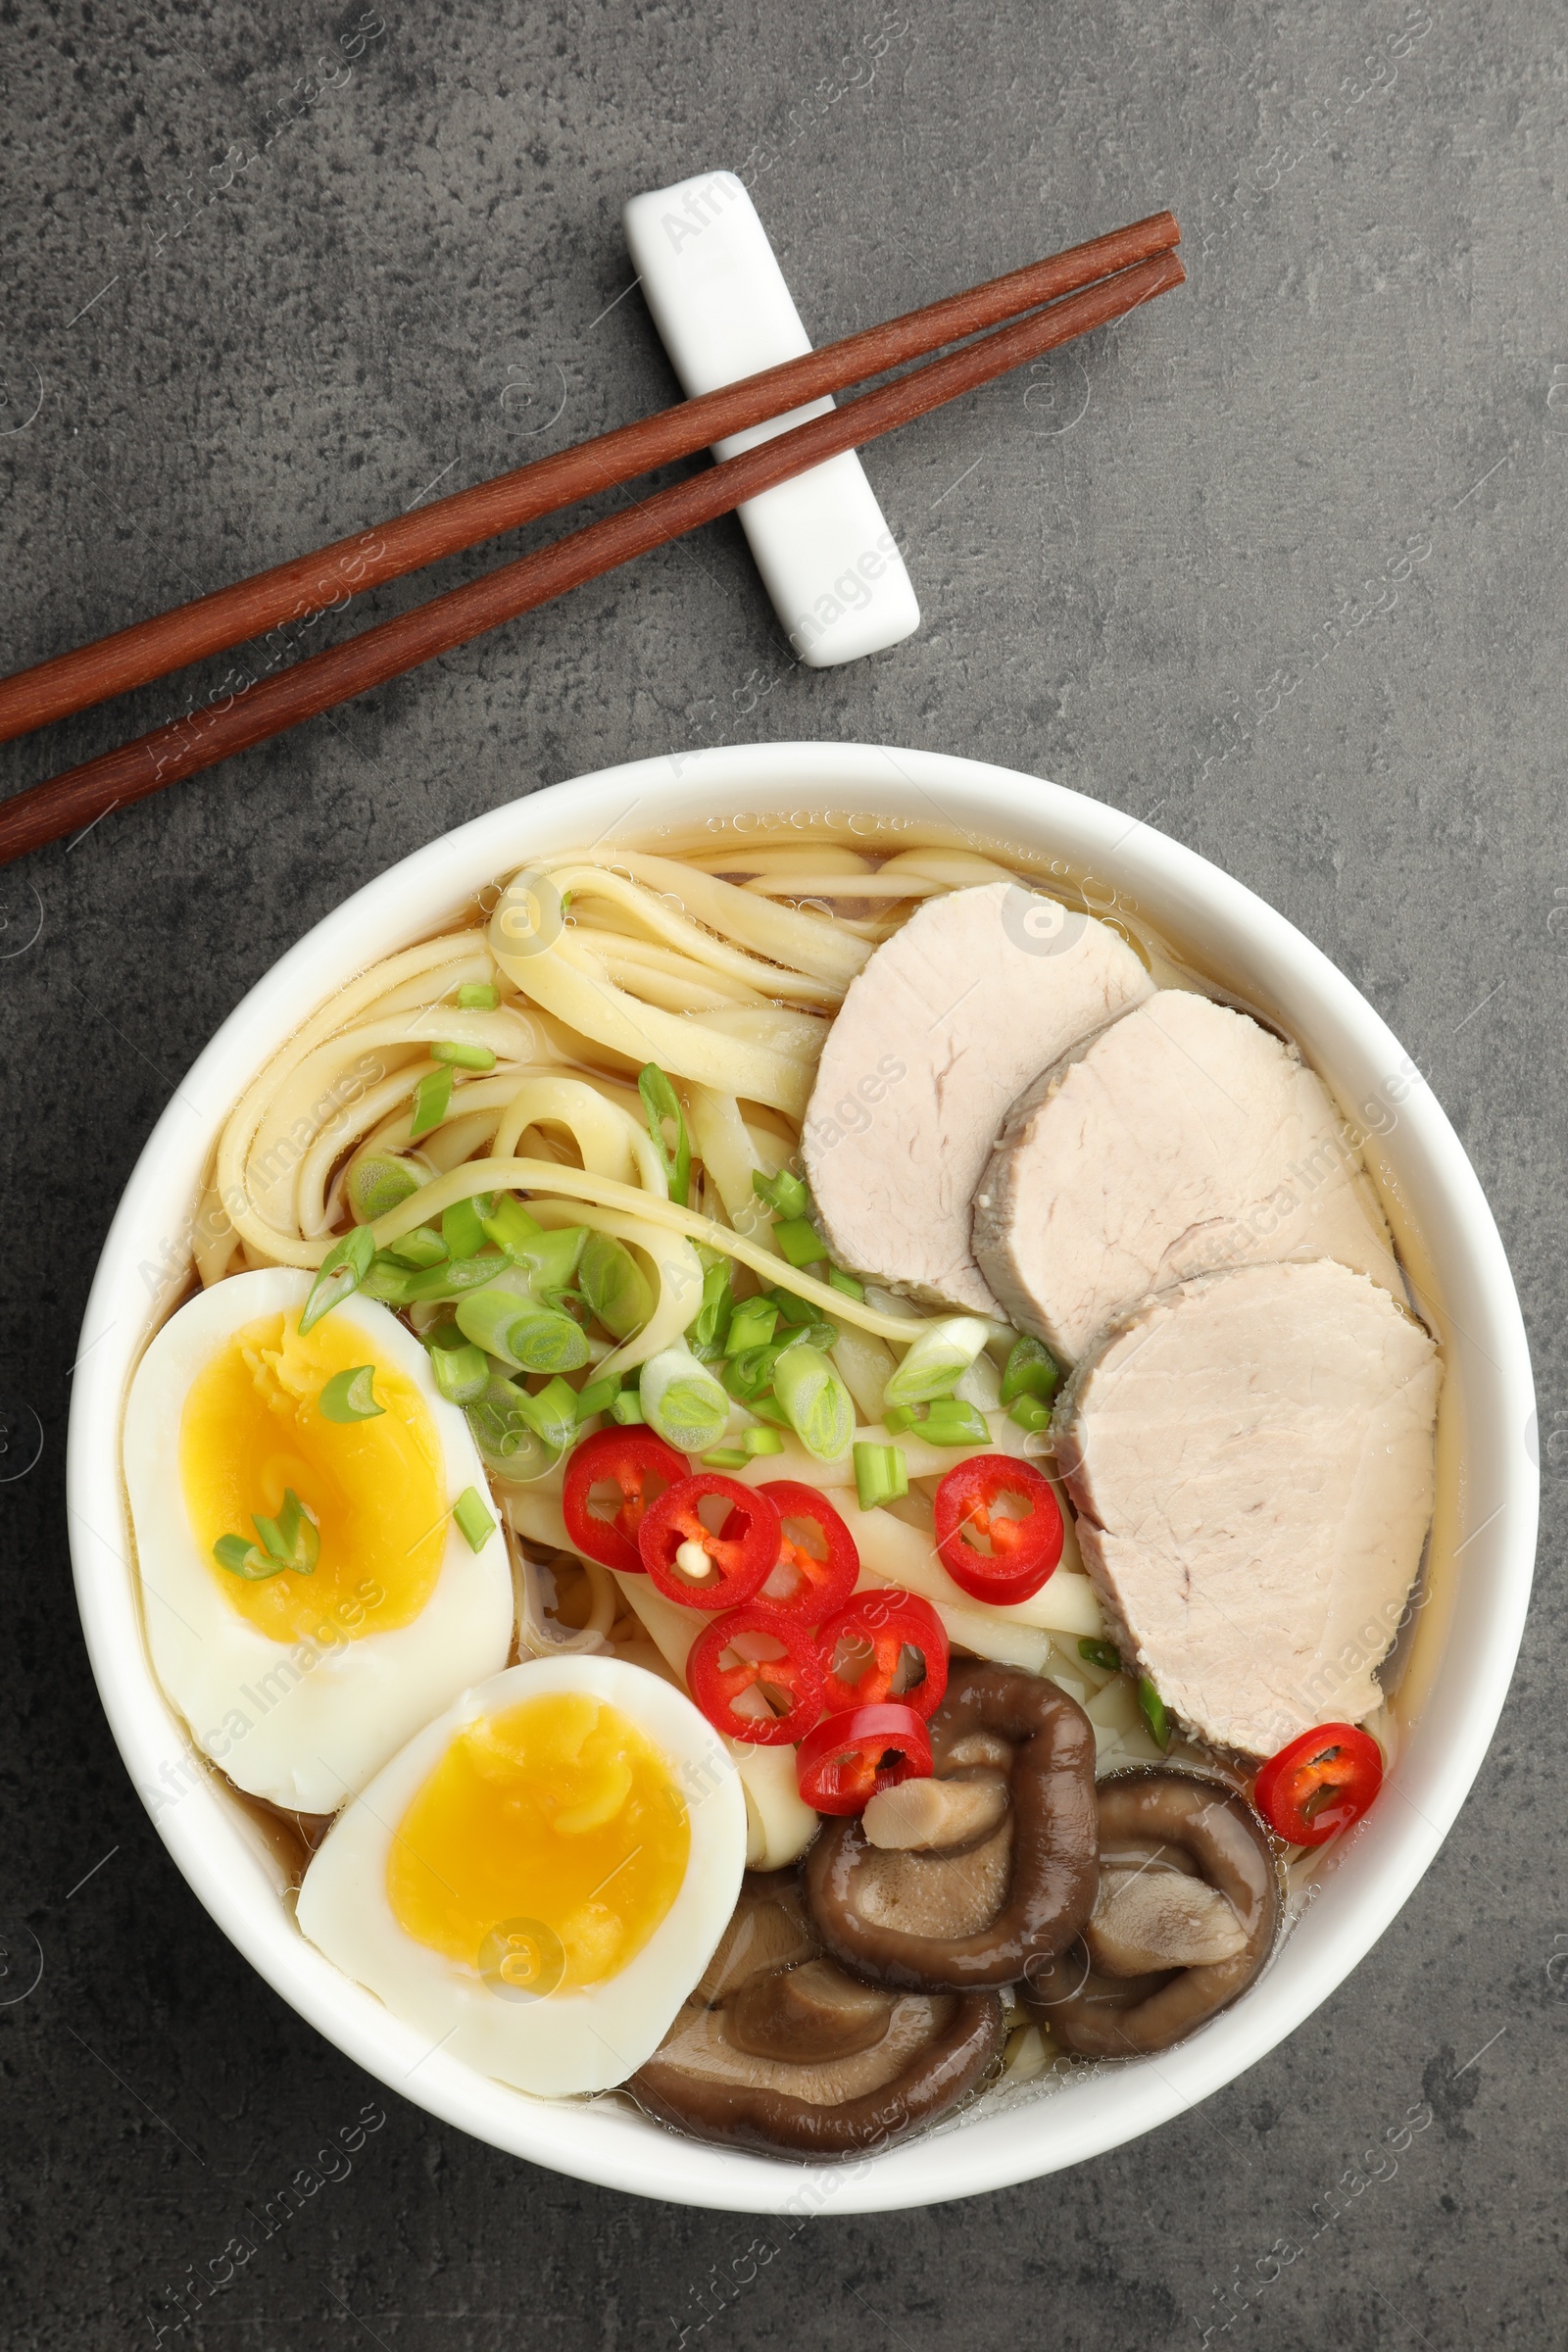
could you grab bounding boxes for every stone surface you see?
[1,2,1563,2346]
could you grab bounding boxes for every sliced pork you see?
[1054,1259,1441,1757]
[972,990,1402,1364]
[804,884,1152,1312]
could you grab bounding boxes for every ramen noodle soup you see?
[123,816,1442,2155]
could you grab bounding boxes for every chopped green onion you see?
[375,1253,497,1304]
[466,1377,532,1465]
[456,981,500,1010]
[1001,1334,1059,1407]
[213,1534,277,1580]
[923,1397,990,1446]
[638,1064,691,1206]
[826,1267,865,1300]
[854,1442,908,1511]
[409,1065,453,1138]
[474,1213,585,1307]
[441,1251,508,1290]
[573,1374,621,1423]
[884,1396,989,1446]
[371,1251,505,1306]
[765,1287,817,1330]
[689,1259,734,1360]
[1079,1638,1122,1672]
[1138,1676,1171,1750]
[318,1365,384,1423]
[884,1316,993,1410]
[451,1282,539,1361]
[516,1376,580,1454]
[746,1393,792,1430]
[428,1341,489,1406]
[402,1252,507,1303]
[512,1310,592,1373]
[752,1166,810,1220]
[787,1318,840,1355]
[701,1447,750,1469]
[742,1425,786,1458]
[386,1225,449,1270]
[441,1195,493,1261]
[577,1231,654,1340]
[640,1343,729,1453]
[770,1344,854,1462]
[377,1251,504,1307]
[610,1391,646,1425]
[731,1319,832,1378]
[772,1216,826,1268]
[452,1486,497,1552]
[360,1254,416,1305]
[726,1297,779,1355]
[455,1284,590,1373]
[1007,1395,1053,1434]
[300,1227,375,1334]
[480,1194,544,1258]
[724,1341,782,1399]
[345,1151,423,1224]
[431,1039,496,1071]
[250,1488,318,1575]
[466,1377,563,1481]
[512,1224,588,1294]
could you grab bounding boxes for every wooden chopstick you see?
[0,247,1184,868]
[0,211,1178,748]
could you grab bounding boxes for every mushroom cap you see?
[630,1876,1004,2159]
[727,1959,895,2061]
[1020,1770,1282,2056]
[804,1663,1101,1991]
[1086,1868,1248,1973]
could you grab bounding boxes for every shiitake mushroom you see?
[1020,1770,1282,2056]
[630,1876,1004,2159]
[635,1694,1282,2156]
[804,1663,1100,1991]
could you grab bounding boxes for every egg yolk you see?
[179,1310,448,1642]
[386,1692,690,1994]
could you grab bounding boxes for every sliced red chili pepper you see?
[561,1426,689,1576]
[1252,1722,1384,1848]
[747,1481,860,1624]
[797,1702,932,1817]
[933,1453,1063,1605]
[686,1603,825,1745]
[638,1473,782,1612]
[813,1588,949,1722]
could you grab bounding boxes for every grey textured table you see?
[2,3,1563,2346]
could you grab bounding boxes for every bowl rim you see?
[66,739,1538,2213]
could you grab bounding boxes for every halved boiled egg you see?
[297,1656,747,2095]
[123,1267,513,1813]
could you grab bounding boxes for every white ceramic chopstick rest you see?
[623,171,920,668]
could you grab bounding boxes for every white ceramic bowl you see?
[68,742,1537,2213]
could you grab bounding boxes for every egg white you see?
[295,1655,748,2096]
[123,1266,514,1813]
